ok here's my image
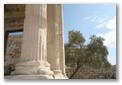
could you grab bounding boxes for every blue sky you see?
[63,4,116,65]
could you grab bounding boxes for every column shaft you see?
[47,4,62,75]
[57,5,66,76]
[15,4,53,76]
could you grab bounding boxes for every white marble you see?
[47,4,67,78]
[15,4,53,77]
[5,75,54,79]
[8,4,68,79]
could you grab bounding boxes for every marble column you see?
[47,4,67,79]
[14,4,53,78]
[57,5,67,77]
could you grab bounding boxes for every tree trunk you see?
[70,60,81,79]
[69,65,80,79]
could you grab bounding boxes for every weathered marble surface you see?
[5,75,54,79]
[15,4,54,78]
[5,4,68,79]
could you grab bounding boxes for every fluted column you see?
[15,4,53,76]
[53,4,60,73]
[47,4,67,79]
[47,4,60,74]
[57,5,66,77]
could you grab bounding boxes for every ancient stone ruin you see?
[4,34,116,79]
[4,4,67,79]
[4,4,116,79]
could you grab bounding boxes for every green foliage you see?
[86,35,111,69]
[69,30,85,45]
[65,30,111,78]
[65,30,86,68]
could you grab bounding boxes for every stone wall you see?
[4,34,22,75]
[4,34,116,79]
[4,4,25,31]
[66,68,116,79]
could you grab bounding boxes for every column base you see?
[53,70,68,79]
[4,75,68,79]
[8,60,68,79]
[4,75,54,79]
[15,60,53,75]
[54,75,68,79]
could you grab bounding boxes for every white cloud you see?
[100,31,116,48]
[84,16,99,22]
[99,17,108,23]
[84,16,109,24]
[95,21,107,28]
[106,16,116,30]
[95,16,116,29]
[97,16,116,48]
[97,33,103,36]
